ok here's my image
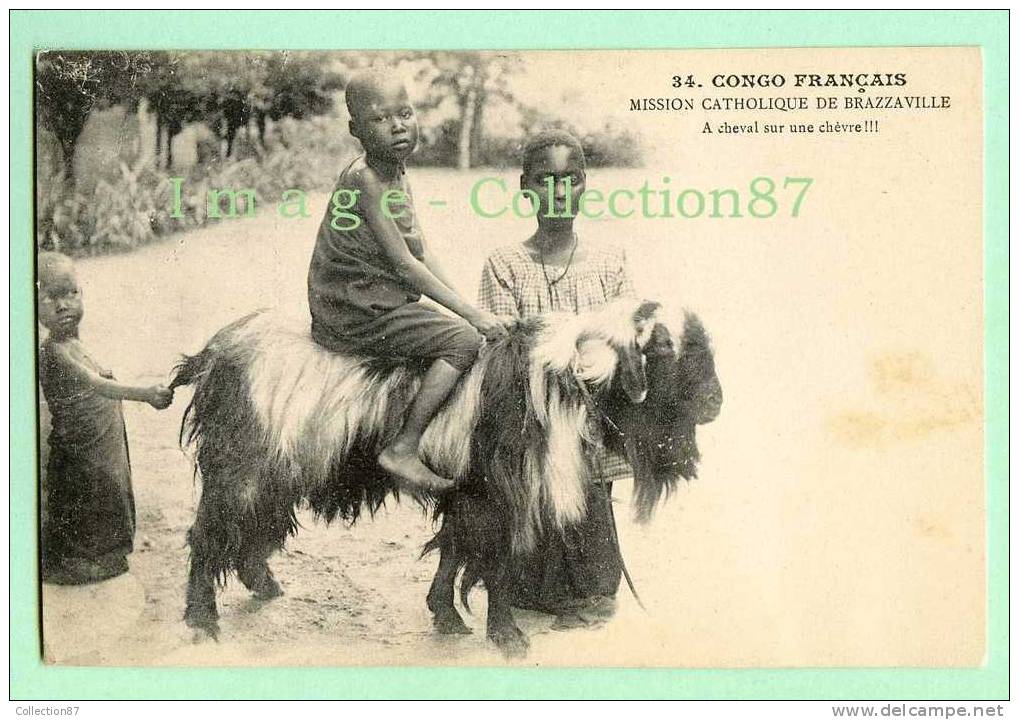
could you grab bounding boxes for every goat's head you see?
[599,305,722,522]
[530,298,721,523]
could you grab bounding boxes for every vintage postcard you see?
[12,9,1007,702]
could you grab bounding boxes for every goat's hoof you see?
[254,587,283,601]
[551,612,593,631]
[488,624,529,658]
[239,565,283,601]
[184,604,220,641]
[189,624,220,643]
[433,609,472,635]
[251,577,283,601]
[185,617,220,642]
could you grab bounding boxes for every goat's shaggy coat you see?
[172,298,721,650]
[177,301,662,565]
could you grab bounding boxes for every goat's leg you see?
[237,541,283,601]
[426,536,471,635]
[184,515,220,639]
[483,557,529,658]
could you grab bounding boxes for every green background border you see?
[9,9,1008,700]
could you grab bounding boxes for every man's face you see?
[348,81,419,162]
[520,144,587,224]
[38,265,83,338]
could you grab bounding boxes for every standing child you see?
[478,129,636,625]
[308,68,509,493]
[37,251,173,585]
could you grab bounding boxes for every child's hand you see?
[470,309,511,342]
[147,385,174,410]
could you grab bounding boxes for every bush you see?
[407,118,459,168]
[580,122,644,168]
[40,164,184,255]
[36,109,642,256]
[408,117,644,170]
[37,117,359,255]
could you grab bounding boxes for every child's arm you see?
[420,246,459,295]
[50,343,173,409]
[357,172,508,341]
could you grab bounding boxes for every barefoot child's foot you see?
[379,445,454,493]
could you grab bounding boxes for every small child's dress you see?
[39,338,135,584]
[307,157,481,371]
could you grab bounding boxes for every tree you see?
[35,51,159,245]
[37,50,346,176]
[413,52,522,169]
[35,51,150,181]
[137,53,204,168]
[262,51,344,142]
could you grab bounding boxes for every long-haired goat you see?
[170,299,721,656]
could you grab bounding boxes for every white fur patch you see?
[573,337,619,385]
[655,304,690,353]
[528,298,647,425]
[204,299,659,547]
[540,383,590,527]
[522,298,652,535]
[235,312,486,491]
[530,299,645,378]
[514,445,545,554]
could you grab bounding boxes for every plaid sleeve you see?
[478,256,520,318]
[615,249,637,300]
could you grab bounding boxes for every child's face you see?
[520,144,587,226]
[348,81,419,163]
[38,264,83,338]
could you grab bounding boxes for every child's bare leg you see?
[379,358,460,492]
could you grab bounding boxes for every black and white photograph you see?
[33,45,985,669]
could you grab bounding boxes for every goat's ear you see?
[571,334,647,403]
[612,300,661,404]
[645,323,677,358]
[681,311,710,353]
[633,301,662,349]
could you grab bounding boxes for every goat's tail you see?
[169,350,211,391]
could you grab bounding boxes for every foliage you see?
[409,51,523,170]
[35,50,643,256]
[40,163,180,254]
[35,51,152,179]
[412,117,643,169]
[35,50,344,175]
[38,121,357,255]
